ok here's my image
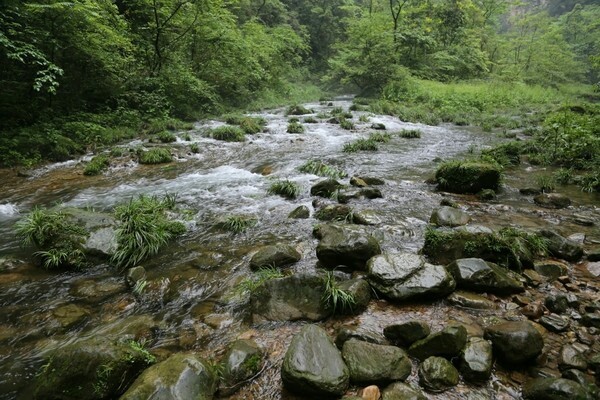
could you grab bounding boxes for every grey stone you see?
[382,382,426,400]
[338,278,371,314]
[311,179,343,198]
[315,204,353,222]
[429,206,470,227]
[408,325,467,361]
[383,320,430,347]
[219,340,262,396]
[418,356,459,392]
[447,291,496,310]
[360,187,383,199]
[446,258,524,295]
[558,344,587,371]
[539,230,584,262]
[335,326,388,349]
[534,260,569,281]
[342,339,412,384]
[249,244,301,270]
[315,224,381,270]
[352,210,384,225]
[539,314,570,333]
[484,320,544,365]
[582,312,600,328]
[534,193,572,209]
[288,205,310,219]
[545,295,569,313]
[460,337,493,382]
[523,378,589,400]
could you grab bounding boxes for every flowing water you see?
[0,97,598,399]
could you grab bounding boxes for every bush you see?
[209,126,245,142]
[139,148,172,164]
[267,180,300,199]
[298,160,347,179]
[83,154,110,176]
[287,122,305,134]
[343,138,378,153]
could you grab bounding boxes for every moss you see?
[435,160,501,194]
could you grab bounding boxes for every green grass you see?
[303,116,318,123]
[155,131,177,143]
[209,126,246,142]
[359,115,370,123]
[343,138,378,153]
[398,129,422,139]
[287,122,305,134]
[321,271,355,315]
[190,143,200,153]
[298,160,347,179]
[339,118,355,130]
[267,180,300,199]
[286,104,312,115]
[83,154,110,176]
[234,267,284,297]
[369,132,391,143]
[139,148,172,164]
[220,215,258,233]
[239,117,264,134]
[536,175,556,193]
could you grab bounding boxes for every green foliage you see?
[209,126,246,142]
[287,122,305,134]
[303,116,318,123]
[553,168,574,185]
[267,180,300,199]
[398,129,422,139]
[342,138,378,153]
[239,118,264,134]
[190,143,200,153]
[298,160,347,179]
[536,175,556,193]
[127,339,156,365]
[83,155,110,176]
[139,148,172,164]
[235,267,284,297]
[481,141,522,167]
[369,132,391,143]
[339,118,354,130]
[220,215,258,234]
[155,131,176,143]
[286,105,312,115]
[321,271,355,315]
[358,115,370,123]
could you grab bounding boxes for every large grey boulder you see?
[66,208,117,258]
[249,244,301,270]
[523,378,590,400]
[219,340,263,396]
[539,230,584,262]
[408,325,467,361]
[460,337,493,382]
[251,274,331,322]
[121,353,217,400]
[367,254,455,301]
[383,320,430,347]
[446,258,524,295]
[281,325,349,397]
[418,356,459,392]
[315,224,381,270]
[429,206,470,227]
[382,382,426,400]
[484,320,544,365]
[342,339,412,384]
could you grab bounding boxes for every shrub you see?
[343,138,378,153]
[209,126,245,142]
[398,129,422,139]
[298,160,347,179]
[83,154,110,176]
[267,180,300,199]
[287,122,305,134]
[139,148,172,164]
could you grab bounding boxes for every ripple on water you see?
[0,203,19,217]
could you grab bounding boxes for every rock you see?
[353,210,384,225]
[429,206,470,227]
[281,325,349,397]
[126,266,147,288]
[561,369,591,387]
[121,353,217,400]
[50,304,89,330]
[381,382,426,400]
[460,337,493,382]
[539,230,584,262]
[581,312,600,328]
[534,260,569,281]
[360,176,385,185]
[219,340,262,396]
[558,344,587,371]
[367,254,456,301]
[586,262,600,277]
[418,356,459,393]
[335,326,388,349]
[288,205,310,219]
[435,161,501,194]
[315,224,381,270]
[523,269,544,286]
[567,233,586,245]
[342,339,412,384]
[311,179,343,198]
[446,258,524,295]
[478,189,497,201]
[360,385,381,400]
[520,188,542,196]
[31,336,152,400]
[447,291,496,310]
[572,214,595,227]
[521,302,545,320]
[539,314,570,333]
[534,193,572,209]
[71,278,126,303]
[371,123,386,130]
[587,248,600,262]
[408,325,467,361]
[338,278,371,314]
[383,320,430,347]
[545,295,569,313]
[350,176,368,187]
[337,188,362,203]
[84,226,118,258]
[315,204,353,222]
[523,378,589,400]
[484,321,544,365]
[249,244,301,270]
[360,187,383,199]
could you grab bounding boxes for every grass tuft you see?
[287,122,305,134]
[398,129,422,139]
[267,180,300,199]
[209,126,246,142]
[343,138,378,153]
[139,148,172,164]
[321,271,355,315]
[220,215,258,233]
[83,154,110,176]
[298,160,347,179]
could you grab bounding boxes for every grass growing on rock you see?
[220,215,258,233]
[339,118,355,130]
[138,148,172,164]
[267,180,300,199]
[369,132,391,143]
[321,271,355,315]
[209,126,246,142]
[234,267,284,297]
[298,160,347,179]
[343,138,378,153]
[155,131,177,143]
[287,122,305,134]
[286,105,312,115]
[398,129,422,139]
[83,154,110,176]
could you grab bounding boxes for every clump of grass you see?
[286,105,312,115]
[209,126,245,142]
[343,138,378,153]
[183,133,192,141]
[316,112,329,119]
[156,131,177,143]
[369,132,391,143]
[220,215,258,233]
[330,106,344,115]
[83,154,110,176]
[287,122,305,134]
[322,271,355,315]
[553,168,574,185]
[267,180,300,199]
[359,115,370,123]
[235,267,284,296]
[223,114,245,125]
[398,129,422,138]
[239,117,264,134]
[299,160,347,179]
[139,148,172,164]
[190,143,200,153]
[339,118,355,130]
[303,116,318,123]
[110,147,125,157]
[536,175,556,193]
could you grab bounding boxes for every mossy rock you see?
[435,161,501,194]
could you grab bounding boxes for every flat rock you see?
[447,291,496,310]
[534,193,572,209]
[381,382,426,400]
[586,262,600,277]
[558,344,587,371]
[315,224,381,270]
[429,206,470,227]
[446,258,524,295]
[335,326,388,349]
[523,378,589,400]
[408,325,467,361]
[383,320,430,347]
[539,314,570,333]
[342,339,412,384]
[539,230,584,262]
[249,244,301,270]
[534,260,568,281]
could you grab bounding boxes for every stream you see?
[0,97,598,399]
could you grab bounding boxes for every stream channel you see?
[0,97,598,399]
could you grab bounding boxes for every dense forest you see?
[0,0,598,166]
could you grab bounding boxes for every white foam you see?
[0,203,19,217]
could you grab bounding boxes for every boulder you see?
[484,321,544,365]
[249,244,301,270]
[523,378,589,400]
[558,344,587,371]
[429,206,470,227]
[435,161,501,194]
[219,340,263,396]
[360,187,383,199]
[335,326,388,349]
[447,291,496,310]
[544,295,569,314]
[383,320,430,347]
[251,274,331,322]
[315,224,381,270]
[84,227,118,258]
[534,260,568,281]
[408,325,467,361]
[359,176,385,185]
[418,357,459,392]
[367,254,456,301]
[446,258,524,295]
[337,188,362,203]
[534,193,572,209]
[381,382,426,400]
[311,179,343,198]
[342,339,412,384]
[338,278,371,314]
[315,204,353,222]
[460,337,493,382]
[281,325,349,397]
[371,123,386,130]
[288,205,310,219]
[539,230,584,262]
[349,176,368,187]
[352,210,384,225]
[121,353,217,400]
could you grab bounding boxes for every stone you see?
[360,187,383,199]
[315,204,354,222]
[288,205,310,219]
[539,314,570,333]
[534,193,572,209]
[408,325,467,361]
[446,258,524,295]
[342,339,412,384]
[281,325,349,397]
[383,320,430,347]
[478,189,497,201]
[249,244,301,270]
[520,188,542,196]
[337,188,362,203]
[582,312,600,328]
[447,291,496,310]
[567,233,586,245]
[121,353,217,400]
[545,295,569,313]
[558,344,587,371]
[587,248,600,262]
[360,385,381,400]
[219,340,262,396]
[350,176,368,187]
[534,260,569,281]
[484,321,544,365]
[429,206,470,227]
[71,278,126,304]
[539,230,584,262]
[381,382,426,400]
[572,214,595,227]
[335,326,388,349]
[435,161,501,194]
[523,378,589,400]
[523,269,544,286]
[311,179,343,198]
[84,226,118,258]
[418,356,459,393]
[251,274,331,322]
[315,224,381,270]
[126,266,147,288]
[367,254,455,301]
[460,337,493,382]
[353,210,384,225]
[338,278,371,314]
[586,262,600,277]
[51,304,89,330]
[360,176,385,185]
[371,123,386,130]
[521,302,545,320]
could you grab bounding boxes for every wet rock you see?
[581,312,600,328]
[418,356,459,393]
[353,210,384,225]
[360,385,381,400]
[446,258,524,295]
[50,303,89,330]
[315,224,381,270]
[521,302,545,320]
[558,344,587,371]
[342,339,412,384]
[567,233,586,245]
[534,260,569,281]
[71,278,126,303]
[561,369,591,387]
[337,188,362,203]
[251,274,331,322]
[360,187,383,199]
[523,378,589,400]
[126,266,147,288]
[350,176,368,187]
[408,325,467,361]
[545,295,569,314]
[335,326,388,349]
[478,189,497,201]
[219,339,263,396]
[460,337,493,382]
[523,269,544,286]
[122,353,217,400]
[367,253,456,302]
[539,314,570,333]
[360,176,385,185]
[288,205,310,219]
[371,123,386,130]
[520,188,542,196]
[539,230,584,262]
[381,382,426,400]
[534,193,572,209]
[383,320,430,347]
[315,204,354,222]
[281,325,349,397]
[484,320,544,365]
[573,214,595,227]
[249,244,301,270]
[93,314,160,340]
[586,262,600,277]
[338,278,371,314]
[447,291,496,310]
[84,226,118,258]
[587,248,600,262]
[435,161,501,194]
[429,206,470,227]
[311,179,343,198]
